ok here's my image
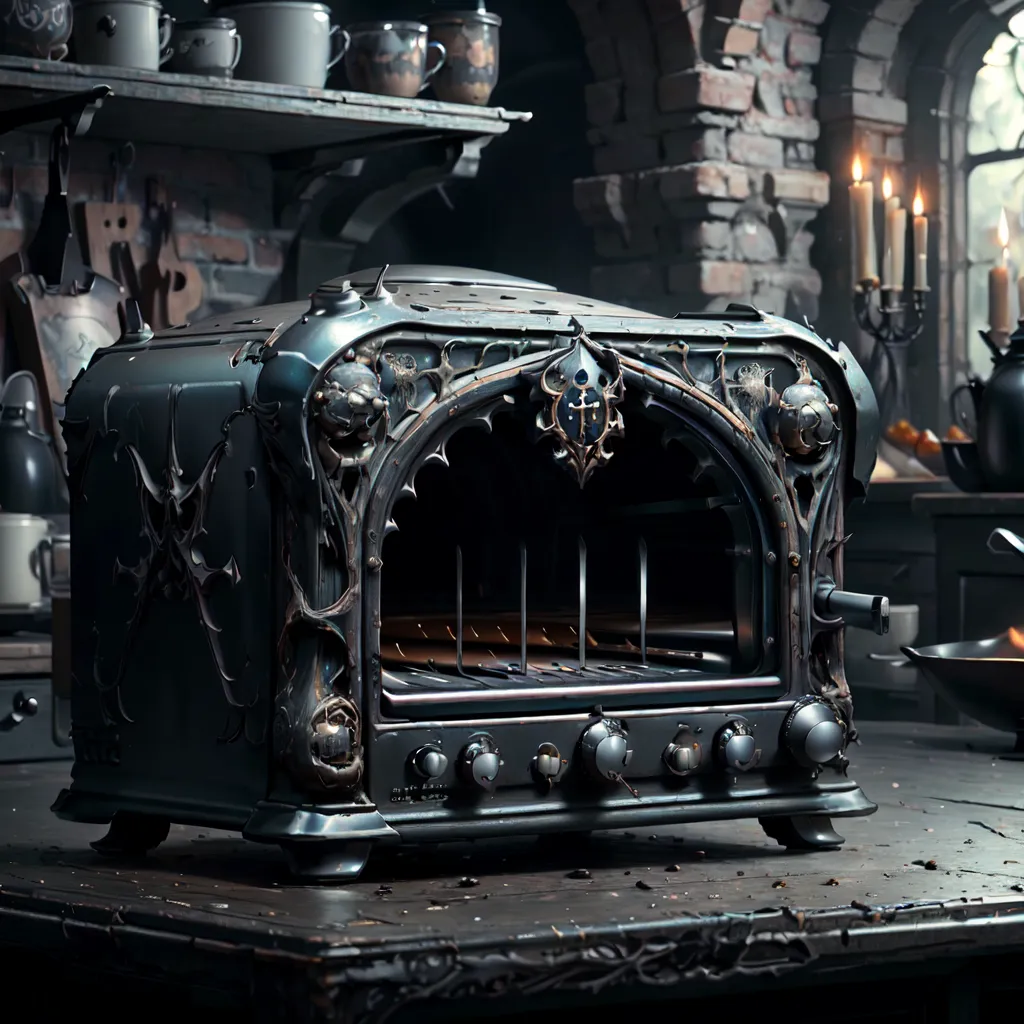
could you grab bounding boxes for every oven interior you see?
[375,389,772,708]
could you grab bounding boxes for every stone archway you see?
[568,0,831,320]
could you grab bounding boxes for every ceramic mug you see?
[0,0,73,60]
[421,8,500,105]
[72,0,173,70]
[37,532,70,599]
[218,2,348,89]
[167,17,241,77]
[344,21,446,98]
[0,513,50,607]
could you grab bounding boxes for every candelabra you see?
[853,282,928,426]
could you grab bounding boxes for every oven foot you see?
[758,815,844,850]
[279,840,374,881]
[90,811,171,857]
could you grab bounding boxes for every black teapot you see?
[949,321,1024,491]
[0,372,68,516]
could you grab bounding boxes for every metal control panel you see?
[371,700,848,811]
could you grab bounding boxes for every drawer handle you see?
[989,528,1024,564]
[0,692,39,732]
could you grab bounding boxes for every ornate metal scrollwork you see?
[313,357,389,474]
[101,384,245,725]
[533,321,624,487]
[764,363,839,459]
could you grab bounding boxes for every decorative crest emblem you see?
[534,320,624,487]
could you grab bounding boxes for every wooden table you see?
[2,722,1024,1022]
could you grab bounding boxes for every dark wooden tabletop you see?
[2,721,1024,1022]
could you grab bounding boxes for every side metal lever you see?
[814,577,890,635]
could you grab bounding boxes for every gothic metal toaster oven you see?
[53,265,886,879]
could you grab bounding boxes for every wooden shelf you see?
[0,56,531,158]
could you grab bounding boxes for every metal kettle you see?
[0,371,68,516]
[950,321,1024,491]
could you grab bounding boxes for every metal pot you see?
[71,0,172,70]
[217,1,347,88]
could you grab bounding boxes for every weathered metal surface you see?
[54,266,889,881]
[0,56,530,156]
[2,724,1024,1021]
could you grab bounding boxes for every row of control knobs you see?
[409,698,843,790]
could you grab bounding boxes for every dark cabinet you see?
[912,493,1024,724]
[844,480,949,721]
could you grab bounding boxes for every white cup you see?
[0,513,51,607]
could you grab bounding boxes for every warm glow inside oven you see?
[376,397,775,715]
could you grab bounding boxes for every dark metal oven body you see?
[54,266,884,878]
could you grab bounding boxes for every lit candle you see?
[849,156,878,288]
[989,208,1012,335]
[912,189,928,291]
[881,174,900,289]
[889,204,907,293]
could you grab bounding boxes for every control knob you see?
[579,719,632,782]
[532,742,564,782]
[715,719,759,772]
[664,729,702,776]
[410,744,449,780]
[457,735,501,792]
[781,696,845,768]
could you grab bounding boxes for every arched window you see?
[966,12,1024,373]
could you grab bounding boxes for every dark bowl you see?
[941,439,986,492]
[902,636,1024,734]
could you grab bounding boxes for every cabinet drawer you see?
[0,679,73,763]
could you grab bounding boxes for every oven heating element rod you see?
[638,537,648,666]
[519,542,528,675]
[579,536,587,672]
[456,544,464,675]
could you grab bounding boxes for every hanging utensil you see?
[24,122,72,288]
[138,178,203,331]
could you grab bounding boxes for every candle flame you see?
[999,207,1010,248]
[882,175,893,201]
[912,190,924,217]
[852,156,863,183]
[1009,626,1024,652]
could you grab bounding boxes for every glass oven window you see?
[376,391,770,710]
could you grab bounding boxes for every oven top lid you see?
[344,265,556,291]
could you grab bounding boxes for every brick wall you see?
[0,130,290,321]
[570,0,831,319]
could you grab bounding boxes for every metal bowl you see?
[902,636,1024,744]
[941,439,986,492]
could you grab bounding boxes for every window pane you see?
[969,29,1024,155]
[967,159,1024,374]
